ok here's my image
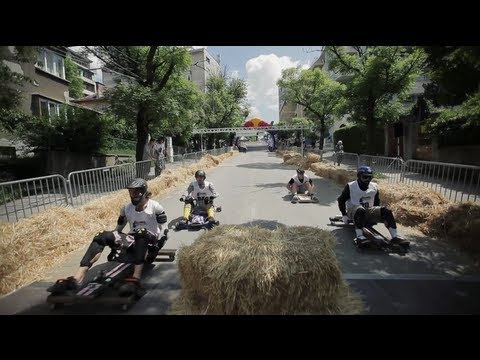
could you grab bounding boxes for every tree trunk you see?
[135,108,150,179]
[207,135,214,150]
[318,118,326,150]
[366,107,375,154]
[135,108,148,161]
[366,97,376,154]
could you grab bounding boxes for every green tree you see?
[201,75,249,127]
[277,117,315,144]
[64,57,84,99]
[422,47,480,145]
[277,67,346,150]
[423,46,480,107]
[149,76,204,146]
[425,92,480,145]
[326,46,426,154]
[92,46,196,161]
[199,74,249,147]
[0,46,37,131]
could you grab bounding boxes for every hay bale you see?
[172,225,365,315]
[375,181,448,208]
[0,151,237,296]
[202,154,220,166]
[333,169,356,185]
[285,155,303,167]
[374,181,450,228]
[309,162,356,185]
[310,162,328,177]
[0,206,102,295]
[422,203,480,253]
[283,154,295,161]
[304,153,321,169]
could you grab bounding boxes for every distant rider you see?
[287,169,315,202]
[180,170,219,225]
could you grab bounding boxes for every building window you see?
[84,82,95,92]
[40,99,62,117]
[206,56,210,64]
[80,69,94,80]
[36,48,65,79]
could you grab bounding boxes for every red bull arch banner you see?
[243,117,271,127]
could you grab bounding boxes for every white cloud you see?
[231,70,240,79]
[248,106,261,118]
[300,62,310,70]
[245,54,308,122]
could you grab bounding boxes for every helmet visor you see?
[360,174,373,181]
[128,188,144,198]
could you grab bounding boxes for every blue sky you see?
[204,46,323,123]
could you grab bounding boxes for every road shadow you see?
[242,144,269,152]
[329,226,479,276]
[236,162,289,170]
[255,182,286,189]
[347,277,480,315]
[239,219,288,230]
[310,178,341,205]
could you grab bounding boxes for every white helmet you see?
[338,140,343,145]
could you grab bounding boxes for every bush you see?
[334,125,385,154]
[17,108,115,154]
[0,155,46,181]
[438,125,480,147]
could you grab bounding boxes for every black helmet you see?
[296,169,305,175]
[357,166,373,178]
[195,170,206,179]
[126,178,148,205]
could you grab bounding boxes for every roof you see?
[70,102,104,114]
[71,93,105,103]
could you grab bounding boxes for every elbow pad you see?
[156,212,167,224]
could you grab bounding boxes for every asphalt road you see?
[2,142,480,315]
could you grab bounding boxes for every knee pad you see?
[380,207,396,228]
[380,206,392,218]
[134,228,155,242]
[93,231,116,247]
[133,228,146,237]
[353,207,367,228]
[132,237,149,265]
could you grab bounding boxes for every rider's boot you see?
[391,236,410,247]
[354,235,371,248]
[47,276,79,294]
[207,216,219,226]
